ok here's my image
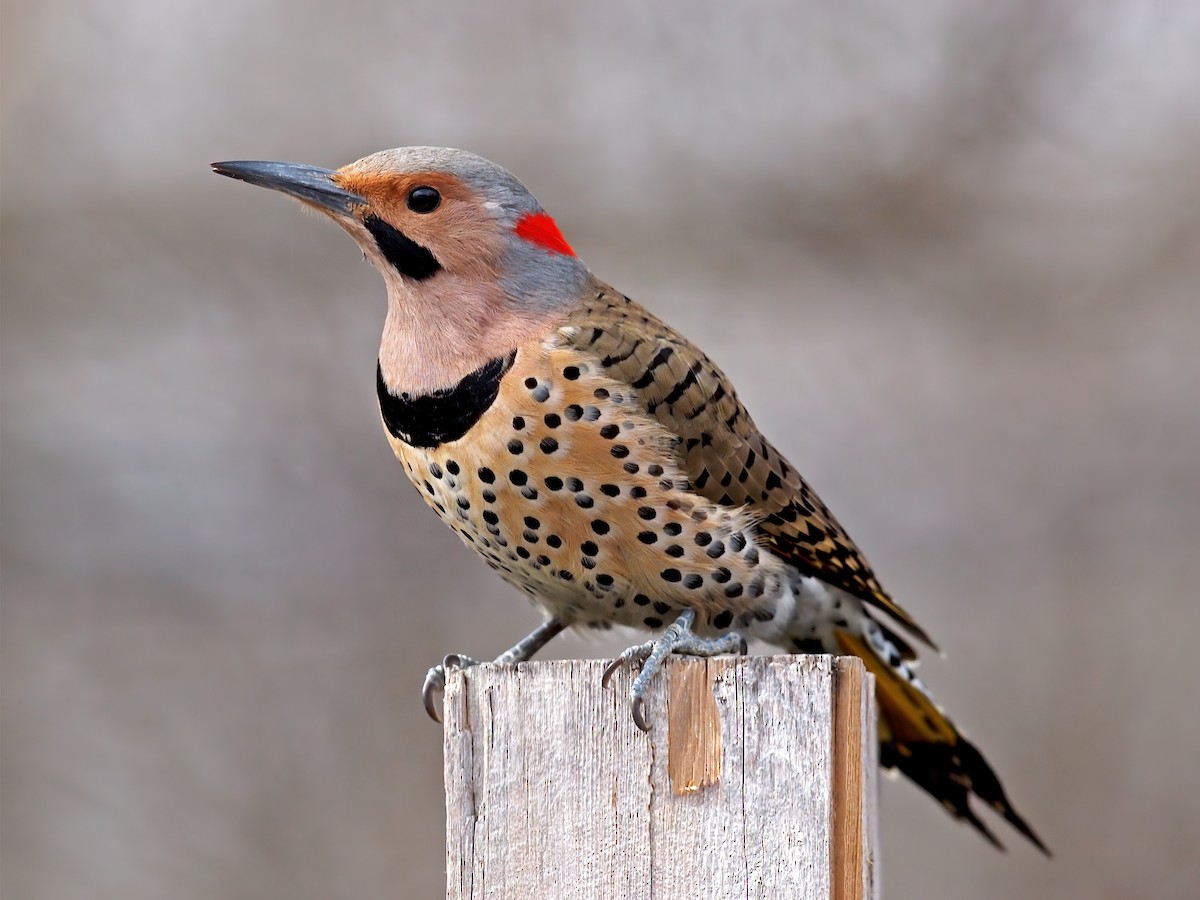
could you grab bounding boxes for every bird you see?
[213,147,1048,853]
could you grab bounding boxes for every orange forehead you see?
[331,169,476,216]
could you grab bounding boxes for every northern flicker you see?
[213,148,1048,853]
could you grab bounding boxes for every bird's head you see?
[212,147,587,313]
[213,147,592,390]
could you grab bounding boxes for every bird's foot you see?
[602,608,747,732]
[423,654,484,723]
[422,618,567,723]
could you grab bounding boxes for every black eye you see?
[407,186,441,213]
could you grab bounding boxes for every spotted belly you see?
[381,342,796,634]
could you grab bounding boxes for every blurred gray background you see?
[3,1,1199,897]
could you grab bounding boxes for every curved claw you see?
[603,649,656,731]
[422,665,446,723]
[421,654,480,724]
[601,655,625,689]
[632,695,650,733]
[603,611,748,731]
[602,640,655,689]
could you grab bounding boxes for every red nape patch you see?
[514,212,575,256]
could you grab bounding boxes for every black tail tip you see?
[882,738,1051,856]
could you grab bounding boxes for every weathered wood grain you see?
[443,656,877,899]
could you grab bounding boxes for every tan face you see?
[332,167,504,280]
[212,147,588,326]
[212,147,587,393]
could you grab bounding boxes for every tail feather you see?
[874,619,918,662]
[835,628,1050,855]
[879,737,1049,854]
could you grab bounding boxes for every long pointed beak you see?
[211,160,366,215]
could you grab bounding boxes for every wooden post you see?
[443,655,878,899]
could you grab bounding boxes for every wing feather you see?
[561,283,935,647]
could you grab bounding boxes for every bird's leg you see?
[602,608,747,732]
[422,618,567,723]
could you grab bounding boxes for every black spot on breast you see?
[377,351,515,448]
[363,215,441,281]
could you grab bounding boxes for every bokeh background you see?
[4,2,1199,897]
